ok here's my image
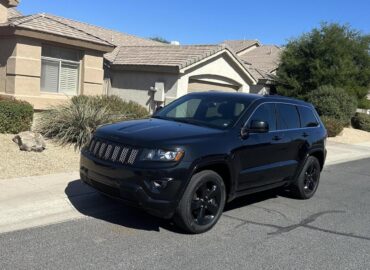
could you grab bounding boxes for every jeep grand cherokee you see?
[80,92,327,234]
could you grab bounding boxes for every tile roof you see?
[246,67,276,81]
[112,45,226,70]
[222,40,260,53]
[5,12,163,57]
[8,14,114,46]
[239,45,282,73]
[40,14,164,61]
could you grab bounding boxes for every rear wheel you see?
[174,170,226,234]
[291,156,321,199]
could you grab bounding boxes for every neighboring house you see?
[0,0,258,111]
[223,40,283,94]
[107,45,256,111]
[0,0,116,109]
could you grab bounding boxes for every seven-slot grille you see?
[88,138,139,165]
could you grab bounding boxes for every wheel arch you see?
[309,149,325,170]
[190,158,235,201]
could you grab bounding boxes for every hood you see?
[94,118,225,147]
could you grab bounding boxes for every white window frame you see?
[41,50,81,95]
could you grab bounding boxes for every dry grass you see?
[328,127,370,144]
[0,134,80,180]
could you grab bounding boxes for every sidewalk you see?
[1,140,370,234]
[326,140,370,166]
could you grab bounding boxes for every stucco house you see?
[107,45,256,111]
[0,0,260,111]
[223,40,283,95]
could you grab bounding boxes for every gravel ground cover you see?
[328,127,370,144]
[0,134,80,180]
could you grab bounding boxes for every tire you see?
[291,156,321,199]
[174,170,226,234]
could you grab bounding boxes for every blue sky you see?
[18,0,370,46]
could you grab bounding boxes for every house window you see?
[41,45,81,95]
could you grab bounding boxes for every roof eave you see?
[13,28,115,52]
[180,49,258,85]
[110,64,180,74]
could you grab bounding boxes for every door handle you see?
[302,132,309,138]
[272,135,282,141]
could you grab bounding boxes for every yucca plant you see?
[37,95,148,150]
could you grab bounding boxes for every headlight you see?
[142,149,184,162]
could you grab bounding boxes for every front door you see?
[235,103,292,191]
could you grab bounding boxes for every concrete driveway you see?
[0,141,370,269]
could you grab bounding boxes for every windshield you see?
[153,94,252,129]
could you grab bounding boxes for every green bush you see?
[305,85,357,126]
[0,97,33,134]
[321,116,344,137]
[358,98,370,110]
[351,113,370,132]
[38,95,148,150]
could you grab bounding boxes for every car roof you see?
[187,91,313,107]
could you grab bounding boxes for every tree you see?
[276,23,370,100]
[149,36,171,44]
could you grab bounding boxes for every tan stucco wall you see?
[108,52,253,111]
[0,0,8,23]
[0,37,16,93]
[81,51,104,95]
[6,37,41,96]
[0,36,106,109]
[109,70,179,111]
[177,53,251,97]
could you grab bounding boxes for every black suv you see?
[80,92,327,233]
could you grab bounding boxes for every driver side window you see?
[248,103,277,131]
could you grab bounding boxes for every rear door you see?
[236,103,291,190]
[275,103,304,178]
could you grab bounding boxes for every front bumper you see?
[80,150,191,219]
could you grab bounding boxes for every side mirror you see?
[241,120,269,138]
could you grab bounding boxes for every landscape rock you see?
[12,131,46,152]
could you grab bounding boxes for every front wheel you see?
[291,156,321,199]
[174,170,226,234]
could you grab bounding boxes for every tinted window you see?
[249,103,276,131]
[167,98,201,118]
[298,106,319,128]
[276,104,300,130]
[155,95,252,129]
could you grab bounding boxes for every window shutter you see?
[60,62,79,95]
[41,60,59,93]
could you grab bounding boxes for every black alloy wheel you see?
[291,156,321,199]
[174,170,226,234]
[303,162,320,196]
[191,180,222,226]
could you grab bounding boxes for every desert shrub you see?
[0,98,33,134]
[351,113,370,132]
[321,116,344,137]
[305,85,357,126]
[38,95,148,150]
[81,95,149,119]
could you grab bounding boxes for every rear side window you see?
[249,103,277,131]
[298,106,319,128]
[276,104,300,130]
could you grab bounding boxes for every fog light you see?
[147,178,173,193]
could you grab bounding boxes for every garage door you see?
[188,79,239,93]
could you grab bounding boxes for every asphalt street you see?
[1,158,369,270]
